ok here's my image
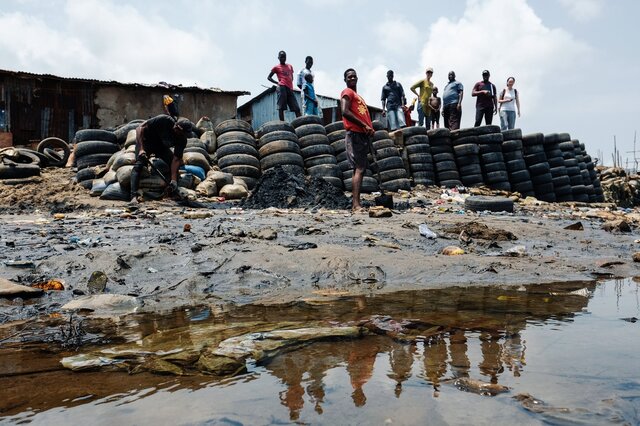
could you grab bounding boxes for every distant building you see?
[237,86,383,131]
[0,69,248,147]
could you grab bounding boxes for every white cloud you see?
[558,0,603,22]
[415,0,590,127]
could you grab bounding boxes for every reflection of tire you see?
[0,164,40,179]
[37,137,70,167]
[465,195,514,213]
[75,129,117,143]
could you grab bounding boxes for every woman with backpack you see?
[498,77,520,130]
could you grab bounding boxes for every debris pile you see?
[243,166,350,210]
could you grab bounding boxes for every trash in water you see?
[419,224,437,239]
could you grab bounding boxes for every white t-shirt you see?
[501,87,517,111]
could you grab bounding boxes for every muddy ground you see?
[2,168,640,324]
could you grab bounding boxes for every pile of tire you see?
[73,129,120,171]
[325,120,379,193]
[522,133,555,202]
[291,116,342,189]
[257,120,304,176]
[371,125,410,192]
[450,130,483,188]
[556,136,588,202]
[543,133,573,202]
[501,129,534,197]
[580,143,604,202]
[430,128,461,188]
[403,127,436,186]
[214,119,260,190]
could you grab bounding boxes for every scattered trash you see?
[419,224,437,239]
[564,221,584,231]
[442,246,464,255]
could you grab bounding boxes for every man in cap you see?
[129,115,191,203]
[472,70,497,127]
[410,67,435,128]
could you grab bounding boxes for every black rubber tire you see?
[502,140,523,152]
[258,140,301,157]
[406,144,430,155]
[298,133,330,149]
[376,147,400,159]
[375,156,405,172]
[218,131,257,148]
[217,142,259,159]
[301,144,334,159]
[218,154,261,169]
[76,153,113,170]
[483,162,507,173]
[258,130,298,148]
[214,119,254,137]
[295,124,326,138]
[37,137,70,167]
[331,139,346,153]
[454,143,480,157]
[291,115,323,128]
[260,152,304,170]
[325,121,344,134]
[0,164,40,179]
[465,195,514,213]
[380,178,411,192]
[75,129,117,143]
[372,139,395,151]
[305,154,337,167]
[373,130,390,142]
[307,164,341,179]
[257,121,295,139]
[405,135,429,146]
[344,176,378,193]
[221,164,261,178]
[501,129,522,141]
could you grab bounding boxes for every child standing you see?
[302,73,319,116]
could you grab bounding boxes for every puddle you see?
[1,279,639,425]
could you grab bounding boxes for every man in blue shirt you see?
[442,71,464,130]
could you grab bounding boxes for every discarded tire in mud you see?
[37,137,70,168]
[465,195,514,213]
[294,117,342,189]
[215,119,259,189]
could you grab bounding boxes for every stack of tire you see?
[580,143,605,202]
[371,127,411,192]
[214,119,260,190]
[325,121,378,193]
[522,133,555,202]
[543,133,573,202]
[257,120,304,176]
[475,126,511,192]
[429,128,461,188]
[557,137,588,202]
[403,127,436,187]
[291,116,342,189]
[73,129,120,171]
[501,129,535,197]
[450,131,483,188]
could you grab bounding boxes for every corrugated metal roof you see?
[0,68,249,96]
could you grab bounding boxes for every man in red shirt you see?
[341,68,374,211]
[268,50,301,121]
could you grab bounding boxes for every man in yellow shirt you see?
[410,67,434,128]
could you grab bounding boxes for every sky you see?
[0,0,638,167]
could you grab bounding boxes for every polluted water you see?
[0,279,639,425]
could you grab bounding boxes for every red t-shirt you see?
[341,88,373,133]
[271,63,295,89]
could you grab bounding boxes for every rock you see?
[0,277,43,298]
[195,352,246,376]
[61,294,139,313]
[602,219,631,233]
[87,271,107,294]
[369,207,393,218]
[442,246,465,255]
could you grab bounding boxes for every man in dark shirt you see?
[472,70,497,127]
[381,70,406,131]
[130,114,190,203]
